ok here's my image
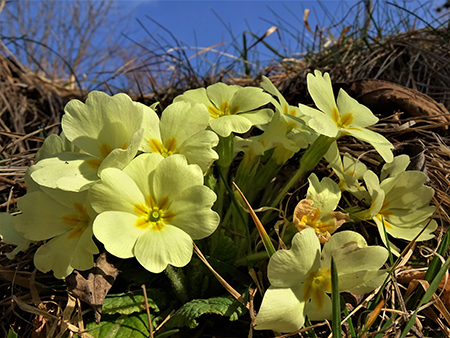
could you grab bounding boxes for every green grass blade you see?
[424,227,450,282]
[400,254,450,338]
[304,317,318,338]
[340,295,356,338]
[331,257,342,338]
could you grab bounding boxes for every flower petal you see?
[151,155,203,201]
[160,102,210,146]
[206,83,241,109]
[89,168,145,214]
[169,185,219,239]
[299,103,340,138]
[304,292,332,321]
[306,173,341,214]
[229,87,271,113]
[0,213,31,258]
[333,246,388,277]
[255,285,306,332]
[34,225,98,279]
[31,152,99,191]
[93,211,144,258]
[345,128,393,163]
[178,130,219,171]
[140,105,162,153]
[374,216,437,241]
[122,153,164,198]
[209,114,253,137]
[62,91,143,156]
[15,190,88,241]
[321,230,370,269]
[307,70,337,118]
[35,133,78,163]
[268,228,321,288]
[134,224,193,273]
[339,270,387,294]
[98,128,144,173]
[237,109,274,126]
[336,89,378,128]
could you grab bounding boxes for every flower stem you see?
[262,135,336,224]
[165,265,188,303]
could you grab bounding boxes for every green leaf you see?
[165,295,247,329]
[209,230,237,265]
[331,257,342,338]
[85,313,150,338]
[7,330,18,338]
[102,289,167,316]
[400,254,450,338]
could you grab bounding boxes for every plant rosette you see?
[293,174,350,243]
[13,188,99,279]
[89,153,220,273]
[139,101,219,172]
[255,228,388,333]
[173,82,273,137]
[299,70,393,163]
[31,91,146,191]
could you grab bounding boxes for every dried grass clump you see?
[0,51,82,211]
[273,27,450,110]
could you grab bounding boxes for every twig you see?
[141,284,154,338]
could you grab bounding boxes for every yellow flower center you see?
[134,195,175,231]
[62,202,91,239]
[300,208,333,234]
[303,268,332,309]
[376,201,393,228]
[208,101,239,118]
[283,104,296,116]
[149,138,178,158]
[332,107,354,129]
[87,143,128,170]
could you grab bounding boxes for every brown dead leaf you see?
[66,252,119,323]
[398,269,450,325]
[339,79,450,129]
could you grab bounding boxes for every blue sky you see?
[1,0,445,91]
[122,0,359,59]
[126,1,355,48]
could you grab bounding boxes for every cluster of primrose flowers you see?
[0,70,438,333]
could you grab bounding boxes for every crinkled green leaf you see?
[209,230,237,265]
[165,295,247,329]
[83,313,150,338]
[102,289,164,316]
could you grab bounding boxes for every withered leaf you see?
[66,252,120,323]
[338,79,450,129]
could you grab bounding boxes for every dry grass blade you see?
[193,243,249,309]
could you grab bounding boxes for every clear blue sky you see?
[126,1,356,50]
[2,0,445,91]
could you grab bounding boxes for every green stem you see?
[261,135,336,224]
[165,265,188,303]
